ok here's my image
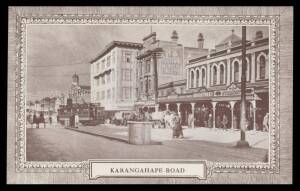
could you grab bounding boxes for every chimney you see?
[171,30,178,42]
[197,33,204,49]
[255,31,263,40]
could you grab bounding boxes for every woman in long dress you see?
[208,114,213,128]
[171,112,184,139]
[164,111,171,129]
[221,114,229,129]
[263,113,269,132]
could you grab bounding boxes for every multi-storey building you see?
[135,31,208,112]
[26,96,61,123]
[156,30,269,130]
[90,41,142,111]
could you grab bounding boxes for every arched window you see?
[191,71,194,88]
[234,61,239,82]
[148,79,152,90]
[213,66,217,85]
[259,56,266,79]
[196,70,200,87]
[220,64,225,84]
[201,68,206,87]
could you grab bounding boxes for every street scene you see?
[26,25,270,162]
[26,123,268,162]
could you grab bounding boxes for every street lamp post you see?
[236,26,250,148]
[152,51,159,112]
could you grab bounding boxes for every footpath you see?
[65,124,269,149]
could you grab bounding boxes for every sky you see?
[26,24,269,101]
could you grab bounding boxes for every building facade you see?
[26,96,61,123]
[90,41,142,111]
[155,30,269,130]
[68,73,91,104]
[135,31,208,112]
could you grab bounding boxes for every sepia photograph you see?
[25,24,270,162]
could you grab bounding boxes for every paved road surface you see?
[26,127,268,162]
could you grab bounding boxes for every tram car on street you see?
[57,102,105,126]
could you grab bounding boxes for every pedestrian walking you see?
[203,108,209,127]
[75,113,79,128]
[187,112,194,128]
[221,114,229,129]
[121,113,126,126]
[144,111,152,122]
[263,113,269,132]
[137,111,145,121]
[40,112,46,128]
[33,113,38,128]
[171,112,184,139]
[27,114,33,128]
[70,113,75,128]
[164,111,170,128]
[208,113,213,128]
[232,115,238,129]
[216,115,222,129]
[49,116,52,126]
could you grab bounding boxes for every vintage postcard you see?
[7,6,293,184]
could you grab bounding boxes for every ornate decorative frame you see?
[15,14,280,178]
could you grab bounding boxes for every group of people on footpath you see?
[69,112,80,128]
[26,112,52,128]
[164,111,184,139]
[188,108,269,131]
[106,110,184,139]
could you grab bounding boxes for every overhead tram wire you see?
[28,72,90,77]
[28,62,87,68]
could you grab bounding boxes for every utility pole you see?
[153,52,158,105]
[236,26,250,148]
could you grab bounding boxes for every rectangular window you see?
[145,59,151,73]
[140,81,143,92]
[107,89,111,99]
[107,56,111,68]
[112,88,115,99]
[97,63,100,73]
[123,52,132,63]
[112,70,115,81]
[107,74,110,83]
[122,69,131,81]
[101,91,105,100]
[112,52,115,66]
[148,79,152,90]
[180,87,184,94]
[101,76,105,84]
[122,87,131,100]
[96,91,100,101]
[126,53,131,63]
[140,61,143,76]
[102,59,105,70]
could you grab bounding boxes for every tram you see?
[57,101,105,126]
